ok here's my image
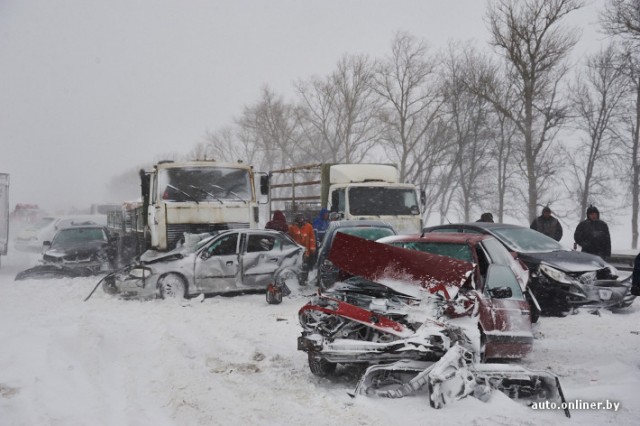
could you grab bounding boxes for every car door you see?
[194,232,240,293]
[241,233,282,288]
[478,264,533,359]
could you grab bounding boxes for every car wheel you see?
[102,275,119,295]
[266,284,283,305]
[308,353,336,377]
[158,273,187,299]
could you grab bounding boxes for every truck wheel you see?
[159,274,187,299]
[308,353,336,377]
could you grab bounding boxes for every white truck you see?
[0,173,9,267]
[268,163,423,234]
[108,160,268,262]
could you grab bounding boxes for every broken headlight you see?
[539,263,575,285]
[129,267,152,279]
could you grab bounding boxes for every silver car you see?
[111,229,304,300]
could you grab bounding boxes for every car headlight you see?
[129,267,152,279]
[539,263,575,285]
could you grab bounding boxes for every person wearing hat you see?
[288,213,316,285]
[530,206,563,241]
[476,212,494,223]
[573,205,611,259]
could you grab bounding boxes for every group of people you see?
[477,205,609,258]
[265,208,338,284]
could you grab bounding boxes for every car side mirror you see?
[43,241,51,248]
[489,286,512,299]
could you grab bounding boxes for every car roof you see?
[56,223,106,231]
[328,220,395,229]
[378,232,491,245]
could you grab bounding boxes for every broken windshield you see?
[158,167,252,203]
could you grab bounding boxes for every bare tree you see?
[371,32,442,183]
[483,0,583,222]
[236,86,303,171]
[601,0,640,248]
[197,126,257,164]
[296,54,382,163]
[567,44,628,220]
[441,43,494,221]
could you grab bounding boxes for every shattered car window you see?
[391,241,474,263]
[247,235,276,252]
[335,227,395,242]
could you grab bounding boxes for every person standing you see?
[530,206,563,241]
[265,210,289,233]
[632,252,640,296]
[288,213,316,285]
[312,208,330,244]
[476,212,494,223]
[573,205,611,259]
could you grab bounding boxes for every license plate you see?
[599,289,613,300]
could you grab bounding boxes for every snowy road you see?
[0,250,638,426]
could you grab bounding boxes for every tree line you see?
[152,0,640,248]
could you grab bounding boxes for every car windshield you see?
[158,166,252,202]
[392,241,474,263]
[336,227,395,241]
[491,227,564,253]
[52,228,107,247]
[348,187,419,216]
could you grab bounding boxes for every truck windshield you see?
[348,187,419,216]
[158,167,252,203]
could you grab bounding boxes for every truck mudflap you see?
[352,344,570,418]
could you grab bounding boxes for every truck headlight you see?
[539,263,574,285]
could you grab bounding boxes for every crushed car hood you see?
[328,233,475,300]
[519,250,610,272]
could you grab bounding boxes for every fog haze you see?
[1,0,602,213]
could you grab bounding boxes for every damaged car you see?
[15,223,118,280]
[423,222,634,314]
[105,229,304,302]
[297,233,568,415]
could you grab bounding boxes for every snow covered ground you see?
[1,249,639,426]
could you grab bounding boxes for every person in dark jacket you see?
[632,252,640,296]
[573,205,611,259]
[476,212,494,223]
[530,206,563,241]
[265,210,289,233]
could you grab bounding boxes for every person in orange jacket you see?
[289,213,316,284]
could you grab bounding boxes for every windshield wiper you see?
[166,184,199,204]
[188,185,224,204]
[208,184,247,204]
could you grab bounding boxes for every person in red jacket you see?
[265,210,289,233]
[288,213,316,285]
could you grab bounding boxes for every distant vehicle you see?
[268,163,424,234]
[0,173,9,267]
[422,222,634,314]
[33,215,108,252]
[314,220,396,288]
[14,216,58,252]
[107,229,304,301]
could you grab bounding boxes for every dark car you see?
[314,220,396,288]
[111,229,304,301]
[42,224,118,274]
[423,222,635,314]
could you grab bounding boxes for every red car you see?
[298,232,533,377]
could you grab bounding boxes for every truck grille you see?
[166,223,249,249]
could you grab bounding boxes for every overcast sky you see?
[0,0,605,213]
